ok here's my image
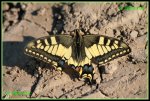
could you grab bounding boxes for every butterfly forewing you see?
[24,35,73,64]
[83,35,131,65]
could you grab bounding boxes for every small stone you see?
[102,19,108,26]
[12,2,18,6]
[5,11,18,21]
[89,27,98,34]
[74,12,80,16]
[3,3,9,11]
[139,28,147,36]
[104,60,118,74]
[115,29,121,36]
[38,8,46,16]
[21,4,27,10]
[130,30,138,38]
[105,28,114,37]
[6,66,12,70]
[11,8,19,13]
[96,21,102,29]
[62,5,70,12]
[9,69,16,75]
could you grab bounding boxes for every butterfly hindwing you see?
[83,35,131,65]
[24,35,73,65]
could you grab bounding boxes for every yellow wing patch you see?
[99,37,104,44]
[37,43,42,49]
[44,46,50,51]
[111,45,115,50]
[106,39,111,45]
[90,44,100,56]
[68,58,78,66]
[114,40,118,44]
[44,39,50,45]
[55,44,65,56]
[88,47,96,57]
[105,46,111,51]
[51,37,57,45]
[85,47,92,59]
[37,40,41,44]
[102,46,108,54]
[98,45,104,55]
[114,44,118,49]
[51,45,58,55]
[40,45,44,49]
[79,57,90,66]
[63,46,72,59]
[48,46,54,53]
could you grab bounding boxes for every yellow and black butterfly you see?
[24,29,131,82]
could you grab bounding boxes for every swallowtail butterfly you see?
[24,30,131,82]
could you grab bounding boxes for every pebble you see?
[105,28,114,37]
[139,28,147,36]
[6,66,12,70]
[89,27,98,34]
[38,8,46,16]
[130,30,138,38]
[115,29,121,36]
[21,4,27,10]
[3,3,9,11]
[102,19,108,26]
[105,60,118,74]
[74,12,80,16]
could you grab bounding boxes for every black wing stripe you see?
[47,37,52,45]
[109,39,114,46]
[41,39,46,47]
[104,38,108,45]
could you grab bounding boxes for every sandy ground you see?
[2,2,148,99]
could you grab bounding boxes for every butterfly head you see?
[71,29,84,37]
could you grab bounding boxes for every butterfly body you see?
[72,31,86,64]
[24,30,131,82]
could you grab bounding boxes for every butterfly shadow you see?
[3,36,38,76]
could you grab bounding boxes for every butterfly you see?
[24,29,131,82]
